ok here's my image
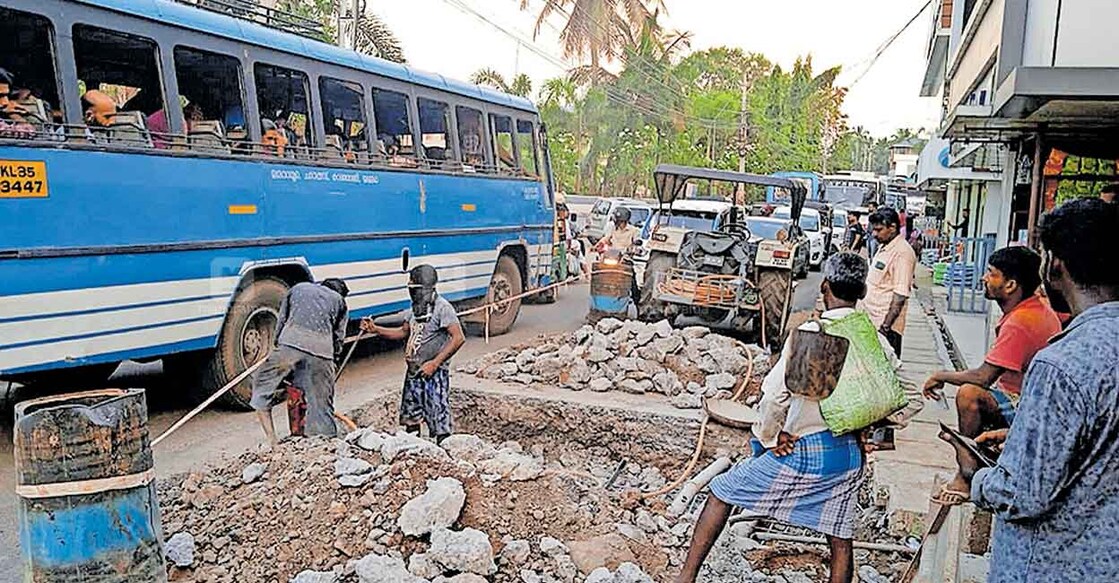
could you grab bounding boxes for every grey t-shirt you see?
[403,296,461,371]
[276,282,348,361]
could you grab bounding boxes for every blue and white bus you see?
[0,0,556,406]
[765,171,824,205]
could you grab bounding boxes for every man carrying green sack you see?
[675,253,923,583]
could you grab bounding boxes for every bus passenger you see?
[261,118,288,156]
[81,90,117,129]
[0,69,37,139]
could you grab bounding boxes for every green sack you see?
[818,311,908,435]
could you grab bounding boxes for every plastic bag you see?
[818,311,908,435]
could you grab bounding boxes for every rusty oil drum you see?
[590,259,635,317]
[15,389,166,582]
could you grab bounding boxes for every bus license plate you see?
[0,160,48,198]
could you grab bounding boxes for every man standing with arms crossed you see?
[861,207,916,357]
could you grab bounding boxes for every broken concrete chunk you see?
[538,535,567,556]
[652,335,684,355]
[354,553,425,583]
[408,552,443,579]
[164,532,195,568]
[584,567,615,583]
[290,570,339,583]
[477,451,544,482]
[397,477,466,536]
[589,378,613,392]
[566,533,635,575]
[427,527,497,576]
[381,432,448,463]
[355,431,386,453]
[616,379,646,395]
[705,372,737,391]
[671,393,703,409]
[595,318,624,334]
[334,457,373,477]
[586,346,612,363]
[338,473,373,488]
[241,462,267,484]
[520,569,544,583]
[652,370,679,395]
[439,434,491,462]
[500,539,531,565]
[516,349,537,372]
[651,319,673,338]
[613,562,654,583]
[681,326,709,339]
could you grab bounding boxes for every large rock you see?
[500,539,531,565]
[241,462,267,484]
[705,372,737,391]
[671,393,702,409]
[381,432,448,463]
[633,328,656,347]
[586,346,612,363]
[428,528,497,576]
[652,370,679,395]
[596,318,624,334]
[532,355,566,381]
[613,562,655,583]
[651,320,673,338]
[635,345,666,364]
[291,570,339,583]
[566,361,593,387]
[164,532,195,567]
[566,533,636,575]
[334,457,373,477]
[516,349,538,372]
[477,451,544,482]
[355,430,386,452]
[616,379,646,395]
[589,378,613,392]
[681,326,709,339]
[539,535,568,556]
[408,552,443,579]
[355,553,426,583]
[585,567,615,583]
[615,357,640,372]
[440,434,492,462]
[652,335,684,355]
[397,477,466,536]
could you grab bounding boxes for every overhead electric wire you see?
[842,0,933,87]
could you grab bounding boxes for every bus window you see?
[372,88,415,163]
[515,119,538,177]
[319,77,367,162]
[0,7,61,138]
[490,114,516,171]
[254,63,312,155]
[173,47,245,152]
[73,24,165,146]
[455,106,486,168]
[417,98,454,164]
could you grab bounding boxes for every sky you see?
[374,0,943,138]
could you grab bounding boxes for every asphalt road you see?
[0,271,821,578]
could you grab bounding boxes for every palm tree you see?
[278,0,407,63]
[469,69,534,98]
[352,12,406,63]
[518,0,666,76]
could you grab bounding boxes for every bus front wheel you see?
[203,277,289,409]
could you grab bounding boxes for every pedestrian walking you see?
[922,246,1061,504]
[865,202,880,258]
[251,279,350,444]
[362,264,465,443]
[675,253,922,583]
[860,207,916,357]
[943,198,1119,582]
[843,212,865,253]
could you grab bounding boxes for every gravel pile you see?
[460,319,768,409]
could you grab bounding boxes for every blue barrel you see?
[15,389,166,582]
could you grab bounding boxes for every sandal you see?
[929,483,970,506]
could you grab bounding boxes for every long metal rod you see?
[752,532,916,555]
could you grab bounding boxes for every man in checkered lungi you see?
[676,253,922,583]
[362,264,465,443]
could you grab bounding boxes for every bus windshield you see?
[772,208,820,231]
[824,184,871,209]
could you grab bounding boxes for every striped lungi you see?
[709,431,865,538]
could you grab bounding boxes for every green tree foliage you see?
[470,69,534,98]
[277,0,406,63]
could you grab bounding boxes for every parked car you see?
[585,197,653,243]
[564,194,599,237]
[773,206,825,270]
[830,209,848,254]
[745,216,810,280]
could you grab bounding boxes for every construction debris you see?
[459,319,768,408]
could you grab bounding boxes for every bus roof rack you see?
[172,0,328,42]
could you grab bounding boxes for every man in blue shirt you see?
[945,198,1119,582]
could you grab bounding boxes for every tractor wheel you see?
[757,268,793,351]
[638,253,675,321]
[199,277,289,409]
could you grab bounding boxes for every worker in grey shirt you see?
[362,264,464,443]
[943,199,1119,582]
[251,278,349,444]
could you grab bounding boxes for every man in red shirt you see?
[923,246,1061,437]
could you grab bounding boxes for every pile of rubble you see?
[460,319,768,409]
[158,428,694,583]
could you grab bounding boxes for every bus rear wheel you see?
[201,277,289,410]
[482,256,523,336]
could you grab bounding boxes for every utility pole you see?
[735,69,751,204]
[352,0,360,50]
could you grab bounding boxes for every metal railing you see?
[943,234,996,314]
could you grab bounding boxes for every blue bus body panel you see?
[766,171,823,203]
[0,146,553,375]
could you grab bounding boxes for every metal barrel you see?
[15,389,167,582]
[590,262,635,314]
